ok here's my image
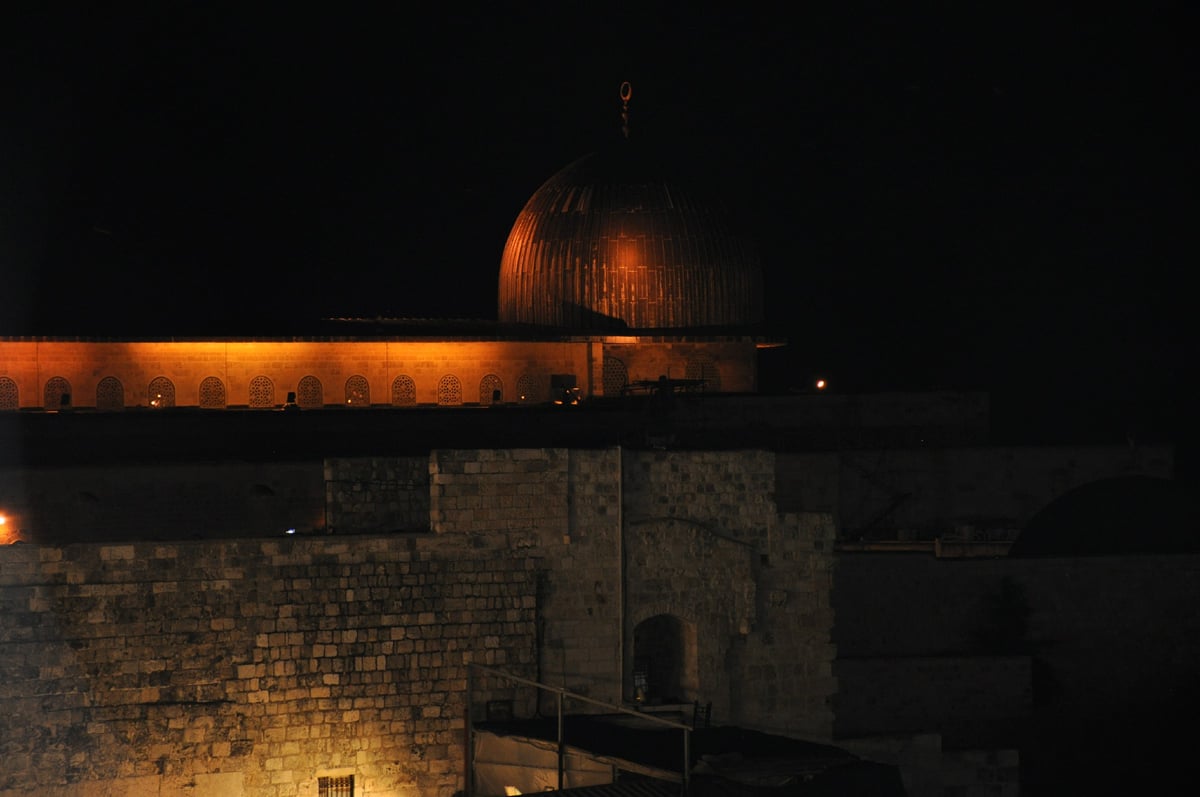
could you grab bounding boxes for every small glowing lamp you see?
[815,379,827,390]
[285,528,296,535]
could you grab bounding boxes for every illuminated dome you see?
[498,143,764,330]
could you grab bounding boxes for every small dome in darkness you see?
[497,142,764,330]
[1009,476,1200,557]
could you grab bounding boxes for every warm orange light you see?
[815,379,827,390]
[0,514,18,545]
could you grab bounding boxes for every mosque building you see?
[2,85,1194,797]
[0,86,775,413]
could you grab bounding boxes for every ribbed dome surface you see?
[498,144,764,329]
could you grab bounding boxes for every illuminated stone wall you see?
[0,446,840,795]
[0,337,760,410]
[0,536,538,797]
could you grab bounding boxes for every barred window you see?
[437,375,461,406]
[297,375,323,408]
[249,376,274,408]
[318,775,353,797]
[391,375,416,406]
[345,375,370,406]
[199,377,226,409]
[0,377,19,410]
[44,377,71,409]
[148,376,175,408]
[96,377,124,411]
[479,373,503,405]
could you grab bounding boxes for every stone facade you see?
[0,338,760,410]
[0,536,539,797]
[0,447,840,796]
[325,457,430,535]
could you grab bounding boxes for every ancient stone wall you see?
[0,446,843,795]
[0,536,538,797]
[424,447,838,735]
[727,511,838,739]
[428,449,626,707]
[324,457,430,535]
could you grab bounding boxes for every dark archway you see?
[632,614,698,705]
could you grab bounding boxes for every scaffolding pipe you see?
[557,690,565,790]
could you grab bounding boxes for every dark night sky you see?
[1,4,1195,456]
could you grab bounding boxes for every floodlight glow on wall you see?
[0,513,17,545]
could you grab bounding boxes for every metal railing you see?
[466,663,693,795]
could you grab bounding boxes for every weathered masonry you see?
[0,448,838,797]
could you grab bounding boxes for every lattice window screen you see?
[479,374,503,405]
[391,375,416,406]
[249,376,274,408]
[96,377,124,411]
[516,373,541,404]
[199,377,226,409]
[297,375,323,408]
[602,357,628,396]
[44,377,70,409]
[437,375,461,406]
[685,357,721,392]
[149,376,175,408]
[345,375,370,406]
[0,377,19,410]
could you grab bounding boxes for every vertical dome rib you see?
[498,145,764,330]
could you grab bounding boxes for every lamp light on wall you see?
[0,513,19,545]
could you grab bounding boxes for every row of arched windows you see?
[0,357,717,411]
[0,373,554,410]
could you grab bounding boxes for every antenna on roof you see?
[619,81,632,139]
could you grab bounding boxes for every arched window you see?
[437,375,462,406]
[96,377,124,411]
[391,375,417,406]
[148,376,175,408]
[479,374,503,405]
[516,373,543,404]
[0,377,19,411]
[44,377,71,409]
[632,614,699,705]
[297,375,323,408]
[345,375,370,406]
[685,356,721,392]
[249,376,274,408]
[199,377,226,409]
[603,356,628,396]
